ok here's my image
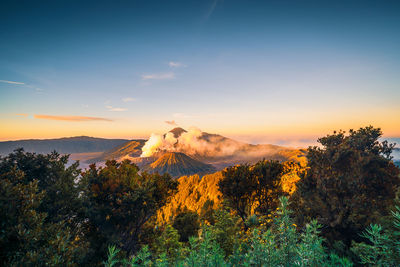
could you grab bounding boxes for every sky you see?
[1,0,399,146]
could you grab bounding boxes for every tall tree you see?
[82,159,178,258]
[292,126,400,247]
[218,160,286,228]
[0,168,85,266]
[172,209,200,242]
[0,148,83,228]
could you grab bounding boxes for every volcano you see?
[143,152,216,177]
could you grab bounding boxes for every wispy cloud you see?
[142,72,175,80]
[168,61,186,68]
[1,79,44,93]
[34,114,112,122]
[106,105,127,112]
[0,79,25,85]
[15,113,29,117]
[204,0,220,21]
[122,97,136,102]
[165,120,177,126]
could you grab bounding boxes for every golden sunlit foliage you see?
[157,172,224,224]
[157,161,304,225]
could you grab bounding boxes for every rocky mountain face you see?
[142,152,216,177]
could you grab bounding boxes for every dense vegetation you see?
[0,126,399,266]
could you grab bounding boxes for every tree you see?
[252,160,285,214]
[200,199,216,225]
[292,126,400,248]
[82,159,178,258]
[0,168,85,266]
[0,149,83,229]
[207,209,240,257]
[154,225,183,262]
[218,160,286,228]
[172,209,200,242]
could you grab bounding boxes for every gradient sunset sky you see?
[1,0,399,145]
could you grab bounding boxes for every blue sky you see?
[1,0,399,144]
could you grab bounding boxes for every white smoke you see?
[140,127,251,158]
[141,132,177,157]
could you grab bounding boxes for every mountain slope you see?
[143,152,216,177]
[87,139,146,163]
[0,136,130,155]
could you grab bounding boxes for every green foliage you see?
[351,205,400,266]
[126,245,152,266]
[153,225,183,262]
[207,209,240,257]
[296,220,326,266]
[0,148,84,228]
[0,168,85,266]
[292,126,400,247]
[104,246,120,267]
[0,149,87,266]
[172,209,200,242]
[81,159,178,260]
[184,229,227,267]
[106,197,352,267]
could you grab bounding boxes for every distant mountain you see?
[160,128,306,168]
[88,127,306,172]
[87,139,146,163]
[142,152,216,177]
[0,136,130,155]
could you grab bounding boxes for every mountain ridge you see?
[0,136,130,155]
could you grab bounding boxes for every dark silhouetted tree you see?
[172,209,200,242]
[0,149,83,229]
[292,126,400,248]
[81,159,178,259]
[0,168,85,266]
[218,160,286,228]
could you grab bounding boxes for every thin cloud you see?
[0,79,25,85]
[142,72,175,80]
[106,105,127,112]
[122,97,136,102]
[34,114,112,122]
[1,79,44,93]
[204,0,221,21]
[168,61,186,68]
[15,113,29,117]
[165,120,177,126]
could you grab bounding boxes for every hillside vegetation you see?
[1,126,399,266]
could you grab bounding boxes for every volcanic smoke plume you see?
[140,127,245,158]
